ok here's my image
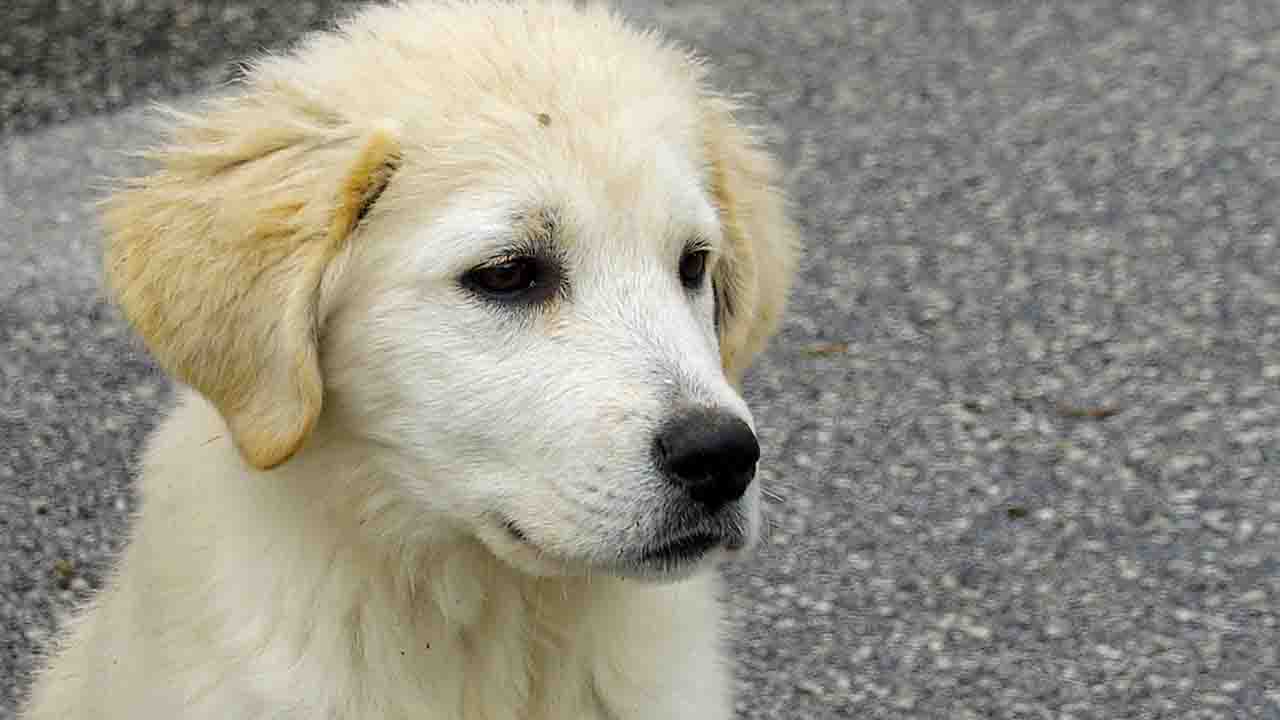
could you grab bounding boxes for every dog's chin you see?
[611,527,756,583]
[478,515,757,583]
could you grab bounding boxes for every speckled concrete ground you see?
[3,1,1280,718]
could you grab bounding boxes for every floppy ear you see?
[702,96,798,383]
[103,109,400,470]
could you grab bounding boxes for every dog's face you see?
[102,1,795,581]
[323,137,760,579]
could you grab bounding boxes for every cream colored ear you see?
[702,97,798,383]
[103,118,400,470]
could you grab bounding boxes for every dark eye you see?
[679,249,709,290]
[463,257,553,302]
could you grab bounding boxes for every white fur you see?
[22,2,797,717]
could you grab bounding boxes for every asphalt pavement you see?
[3,1,1279,718]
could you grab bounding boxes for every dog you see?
[21,1,796,717]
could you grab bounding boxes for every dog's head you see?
[103,1,796,580]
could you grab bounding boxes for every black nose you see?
[653,410,760,511]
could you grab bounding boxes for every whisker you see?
[760,486,786,504]
[759,510,777,548]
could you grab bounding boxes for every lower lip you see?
[501,517,530,543]
[638,531,722,563]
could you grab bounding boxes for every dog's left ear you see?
[103,111,401,470]
[701,96,798,383]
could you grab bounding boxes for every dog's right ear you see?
[103,106,400,470]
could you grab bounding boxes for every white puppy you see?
[22,1,796,718]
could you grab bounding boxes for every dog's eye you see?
[463,257,554,302]
[679,249,709,290]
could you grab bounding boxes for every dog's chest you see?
[246,573,676,720]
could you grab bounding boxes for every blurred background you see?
[2,1,1279,718]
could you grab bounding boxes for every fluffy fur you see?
[21,1,796,718]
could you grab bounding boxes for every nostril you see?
[653,409,760,511]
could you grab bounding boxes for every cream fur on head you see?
[22,1,796,718]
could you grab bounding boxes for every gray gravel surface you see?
[0,0,361,136]
[4,1,1280,718]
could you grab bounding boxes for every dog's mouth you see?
[501,516,530,543]
[496,513,746,575]
[637,530,727,563]
[623,516,752,577]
